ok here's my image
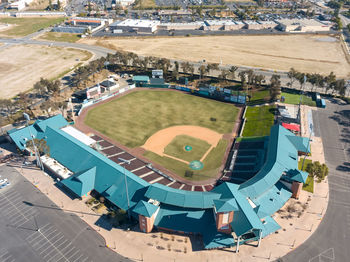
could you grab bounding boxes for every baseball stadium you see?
[8,87,310,251]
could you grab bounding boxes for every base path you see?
[142,125,223,156]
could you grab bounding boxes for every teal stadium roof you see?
[238,125,309,199]
[8,115,309,249]
[133,200,159,218]
[145,183,221,209]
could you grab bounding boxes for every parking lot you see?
[0,164,128,262]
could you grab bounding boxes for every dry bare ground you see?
[0,44,91,98]
[80,34,350,77]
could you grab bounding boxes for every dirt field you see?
[0,44,91,98]
[80,34,350,77]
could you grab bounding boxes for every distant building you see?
[204,20,244,31]
[276,19,332,32]
[109,19,160,33]
[158,21,204,31]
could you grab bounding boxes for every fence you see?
[77,84,135,115]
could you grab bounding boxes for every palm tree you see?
[229,66,238,80]
[199,65,207,79]
[287,68,297,88]
[269,74,281,101]
[238,71,247,89]
[219,69,229,80]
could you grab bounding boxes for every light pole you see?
[301,123,313,171]
[118,157,131,220]
[23,113,43,171]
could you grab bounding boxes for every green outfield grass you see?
[281,92,316,107]
[164,135,211,162]
[144,139,228,181]
[0,17,65,37]
[85,90,239,148]
[242,105,275,137]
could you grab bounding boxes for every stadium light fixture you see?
[118,157,131,220]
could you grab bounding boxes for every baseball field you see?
[80,34,350,77]
[84,90,239,181]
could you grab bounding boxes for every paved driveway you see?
[284,98,350,262]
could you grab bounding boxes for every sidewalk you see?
[8,157,328,262]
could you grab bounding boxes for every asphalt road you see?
[0,164,129,262]
[283,98,350,262]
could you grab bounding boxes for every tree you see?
[238,71,247,89]
[253,74,265,88]
[57,0,61,10]
[199,65,207,79]
[287,68,297,88]
[181,61,190,74]
[246,69,255,86]
[26,138,50,156]
[188,64,195,77]
[0,99,15,121]
[219,69,229,80]
[295,72,306,91]
[229,66,238,80]
[325,72,336,93]
[269,74,281,101]
[34,80,47,97]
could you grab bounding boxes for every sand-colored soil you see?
[142,125,222,157]
[80,34,350,77]
[0,44,91,98]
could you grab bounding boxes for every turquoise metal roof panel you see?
[261,216,281,238]
[154,205,215,234]
[43,126,149,210]
[61,167,96,197]
[133,200,158,218]
[239,125,302,199]
[145,183,221,209]
[213,198,239,213]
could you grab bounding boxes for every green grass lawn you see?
[144,139,228,181]
[242,105,275,137]
[298,158,314,193]
[164,135,211,162]
[281,92,316,107]
[85,90,239,148]
[248,89,270,105]
[0,17,65,37]
[38,32,80,43]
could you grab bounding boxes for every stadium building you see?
[9,114,310,250]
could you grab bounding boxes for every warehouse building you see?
[109,19,160,33]
[276,18,332,32]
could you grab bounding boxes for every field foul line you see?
[162,153,189,164]
[200,145,215,162]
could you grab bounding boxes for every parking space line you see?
[66,249,80,260]
[80,256,89,262]
[72,253,84,262]
[50,235,65,246]
[55,239,69,250]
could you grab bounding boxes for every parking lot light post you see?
[118,158,131,220]
[301,123,313,171]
